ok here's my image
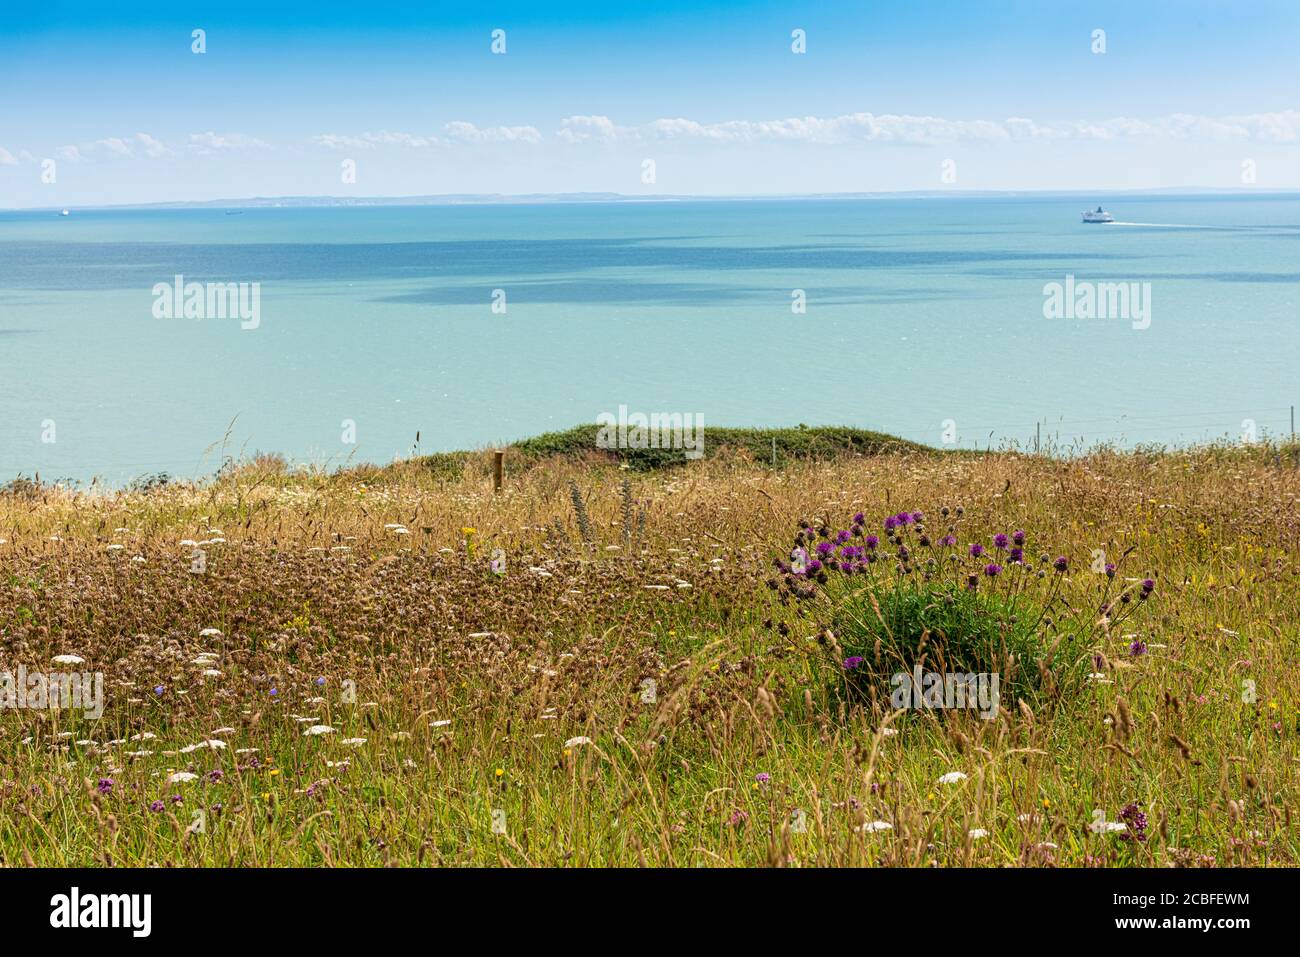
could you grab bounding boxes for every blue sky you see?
[2,0,1298,206]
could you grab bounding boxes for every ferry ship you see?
[1081,206,1114,223]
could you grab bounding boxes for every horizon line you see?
[7,185,1299,214]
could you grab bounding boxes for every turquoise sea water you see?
[1,194,1297,486]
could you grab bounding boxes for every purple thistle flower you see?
[1119,803,1148,842]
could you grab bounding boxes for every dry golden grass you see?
[0,444,1296,866]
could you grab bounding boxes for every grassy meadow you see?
[1,428,1297,867]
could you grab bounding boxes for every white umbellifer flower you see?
[341,738,367,746]
[969,828,989,840]
[52,654,85,665]
[304,725,335,736]
[167,771,199,784]
[564,736,592,748]
[1089,820,1128,834]
[857,821,893,833]
[937,771,968,785]
[431,720,452,728]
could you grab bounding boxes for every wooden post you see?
[493,450,504,492]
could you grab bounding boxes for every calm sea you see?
[1,194,1298,486]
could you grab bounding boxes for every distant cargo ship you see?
[1081,206,1114,223]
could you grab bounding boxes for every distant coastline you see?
[7,186,1300,214]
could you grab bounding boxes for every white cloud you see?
[310,131,437,150]
[53,133,172,161]
[564,110,1300,147]
[443,121,542,144]
[556,115,637,144]
[189,131,271,152]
